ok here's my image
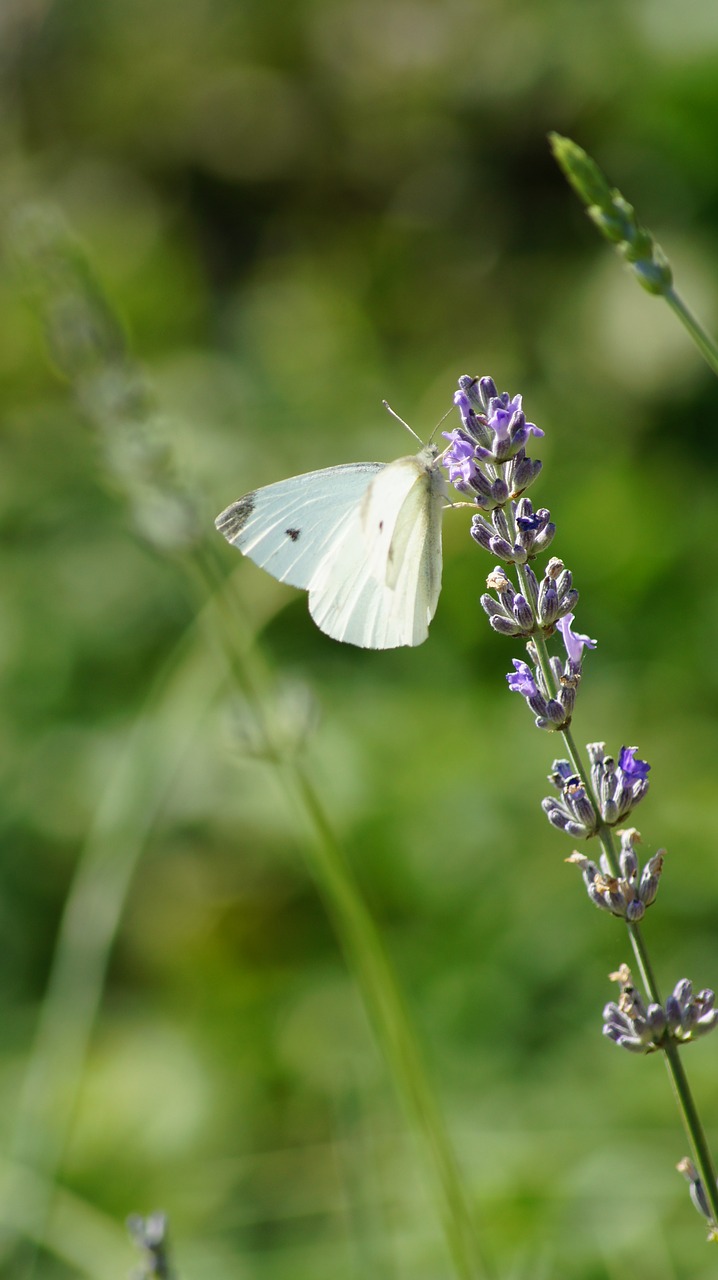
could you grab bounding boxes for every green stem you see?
[526,602,718,1229]
[663,1041,718,1226]
[561,706,718,1231]
[665,287,718,379]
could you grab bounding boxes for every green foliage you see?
[3,1,718,1276]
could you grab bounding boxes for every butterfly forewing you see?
[215,462,383,590]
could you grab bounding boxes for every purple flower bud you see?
[509,454,542,496]
[569,783,598,829]
[697,989,715,1016]
[600,874,627,914]
[665,994,682,1034]
[695,1012,718,1039]
[537,581,559,625]
[512,593,534,630]
[488,614,524,636]
[541,798,592,839]
[477,376,498,406]
[545,698,568,725]
[481,597,510,625]
[638,851,664,906]
[470,519,493,553]
[619,844,638,880]
[548,654,564,685]
[542,773,598,837]
[602,797,619,824]
[557,684,576,724]
[471,469,498,501]
[625,899,646,922]
[490,476,510,505]
[488,534,515,560]
[673,978,693,1013]
[677,1158,715,1223]
[647,1003,667,1036]
[521,564,540,610]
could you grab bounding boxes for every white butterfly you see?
[215,435,448,649]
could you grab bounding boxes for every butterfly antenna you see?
[428,404,454,444]
[382,400,423,445]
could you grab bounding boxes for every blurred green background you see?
[3,0,718,1277]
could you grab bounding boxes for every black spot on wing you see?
[215,493,256,541]
[285,527,301,542]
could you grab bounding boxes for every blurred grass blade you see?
[0,1157,134,1279]
[10,612,228,1271]
[8,202,490,1279]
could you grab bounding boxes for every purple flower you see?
[515,511,542,533]
[618,746,651,782]
[486,393,544,446]
[506,659,538,697]
[441,429,477,485]
[556,612,597,664]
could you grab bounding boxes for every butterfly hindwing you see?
[307,448,446,647]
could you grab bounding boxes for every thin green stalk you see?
[550,133,718,381]
[663,1041,718,1225]
[523,605,718,1227]
[664,287,718,379]
[12,619,228,1278]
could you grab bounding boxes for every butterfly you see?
[215,430,448,649]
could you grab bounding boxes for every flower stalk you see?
[549,132,718,379]
[443,373,718,1234]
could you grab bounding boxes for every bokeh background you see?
[3,1,718,1277]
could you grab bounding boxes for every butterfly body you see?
[216,444,447,649]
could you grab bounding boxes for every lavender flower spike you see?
[566,834,665,921]
[450,376,544,469]
[603,966,718,1054]
[542,767,599,839]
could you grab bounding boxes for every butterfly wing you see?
[215,462,383,590]
[216,446,447,649]
[307,447,446,648]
